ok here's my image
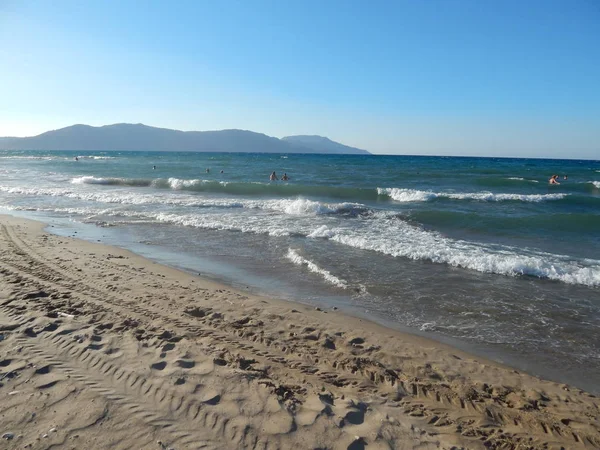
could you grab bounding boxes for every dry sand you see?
[0,214,598,449]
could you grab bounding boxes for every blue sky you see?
[0,0,599,157]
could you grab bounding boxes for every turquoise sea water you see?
[1,151,599,392]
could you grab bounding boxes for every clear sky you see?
[1,0,599,158]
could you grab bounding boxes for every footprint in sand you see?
[23,327,37,338]
[34,364,52,375]
[344,409,365,425]
[175,359,195,369]
[201,393,221,405]
[348,337,365,346]
[150,361,167,371]
[162,343,175,352]
[347,437,367,450]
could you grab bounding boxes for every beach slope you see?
[0,215,598,449]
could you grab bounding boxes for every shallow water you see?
[1,150,599,392]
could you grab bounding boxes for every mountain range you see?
[0,124,370,155]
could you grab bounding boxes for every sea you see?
[1,150,599,393]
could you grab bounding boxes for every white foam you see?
[327,218,600,287]
[507,177,539,183]
[2,182,599,287]
[166,178,197,189]
[447,192,563,201]
[0,156,57,160]
[378,187,566,203]
[152,211,296,237]
[71,176,113,185]
[587,181,600,189]
[267,198,347,215]
[0,184,361,218]
[76,155,116,160]
[377,188,434,202]
[124,204,600,287]
[286,248,349,289]
[308,225,336,238]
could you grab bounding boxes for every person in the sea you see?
[153,165,156,170]
[281,173,289,181]
[74,156,79,161]
[564,175,568,181]
[269,171,278,181]
[549,175,560,185]
[206,168,210,173]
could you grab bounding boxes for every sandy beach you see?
[0,214,598,450]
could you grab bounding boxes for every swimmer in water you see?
[206,168,210,173]
[281,173,289,181]
[269,171,278,181]
[153,165,156,170]
[74,156,79,161]
[549,175,560,185]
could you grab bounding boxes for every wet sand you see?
[0,215,598,449]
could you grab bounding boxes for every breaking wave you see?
[377,187,567,203]
[66,176,573,205]
[6,198,599,287]
[0,184,368,217]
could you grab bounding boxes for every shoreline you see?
[7,207,589,393]
[16,207,598,395]
[1,214,599,449]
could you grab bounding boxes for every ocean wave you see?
[72,176,152,186]
[165,177,208,190]
[326,219,600,287]
[66,176,583,204]
[268,198,364,216]
[0,156,58,160]
[286,248,349,289]
[129,209,600,287]
[0,184,367,217]
[377,187,567,203]
[7,196,600,287]
[588,181,600,189]
[0,155,115,161]
[67,176,380,200]
[506,177,539,183]
[76,155,116,160]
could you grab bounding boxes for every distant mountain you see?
[0,123,370,155]
[282,135,370,155]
